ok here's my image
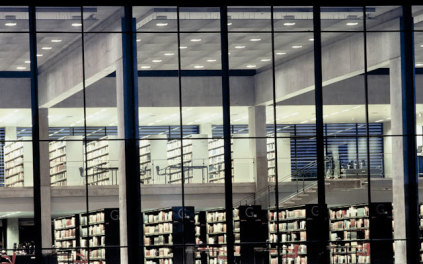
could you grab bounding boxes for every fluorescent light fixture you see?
[179,46,187,49]
[235,45,245,49]
[416,63,423,67]
[24,60,30,64]
[140,65,151,69]
[207,59,217,62]
[292,45,303,49]
[42,46,52,50]
[36,54,43,57]
[194,65,204,69]
[164,52,174,56]
[346,22,358,26]
[309,38,314,41]
[375,119,384,123]
[51,39,62,43]
[152,59,162,63]
[5,22,16,27]
[156,22,168,27]
[250,38,261,42]
[421,44,423,48]
[260,58,271,62]
[227,22,232,26]
[16,66,26,70]
[72,22,82,27]
[283,22,296,26]
[276,52,286,55]
[190,38,202,42]
[136,38,141,42]
[246,64,256,68]
[300,120,308,124]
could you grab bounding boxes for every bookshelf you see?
[268,204,328,264]
[79,208,120,264]
[4,137,33,187]
[143,206,195,264]
[85,136,119,185]
[206,205,268,264]
[49,136,84,186]
[329,203,393,264]
[195,211,207,264]
[53,215,79,264]
[139,135,168,184]
[267,134,291,183]
[208,139,233,183]
[167,134,208,184]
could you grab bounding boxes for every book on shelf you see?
[143,207,195,264]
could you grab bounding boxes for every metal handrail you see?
[234,159,322,207]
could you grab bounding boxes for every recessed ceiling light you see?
[276,52,286,55]
[156,22,168,27]
[16,66,26,70]
[36,54,43,57]
[283,22,296,26]
[250,38,261,42]
[207,59,217,62]
[227,22,232,26]
[71,23,82,27]
[51,39,62,43]
[140,65,151,69]
[194,65,204,69]
[292,45,302,49]
[260,58,271,62]
[235,45,245,49]
[152,59,162,63]
[190,38,202,42]
[5,22,16,27]
[246,65,256,68]
[24,60,30,64]
[164,52,174,56]
[309,38,314,41]
[346,22,359,26]
[136,38,141,42]
[179,46,187,49]
[42,47,52,50]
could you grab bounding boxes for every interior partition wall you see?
[0,3,419,264]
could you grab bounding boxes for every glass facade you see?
[0,4,420,264]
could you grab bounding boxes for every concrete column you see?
[199,123,212,137]
[248,106,268,207]
[383,121,392,178]
[390,58,406,263]
[6,218,19,254]
[115,59,128,264]
[5,127,17,141]
[39,108,52,252]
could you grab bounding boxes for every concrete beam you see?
[255,19,401,106]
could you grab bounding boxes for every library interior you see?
[0,4,421,264]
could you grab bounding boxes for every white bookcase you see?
[4,137,33,187]
[49,136,84,186]
[166,134,208,184]
[267,133,291,183]
[139,134,168,184]
[84,136,119,185]
[208,137,253,183]
[208,139,233,183]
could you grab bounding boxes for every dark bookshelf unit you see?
[143,206,195,264]
[268,204,328,264]
[329,203,393,264]
[195,211,207,264]
[53,215,80,264]
[79,208,120,264]
[206,205,268,264]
